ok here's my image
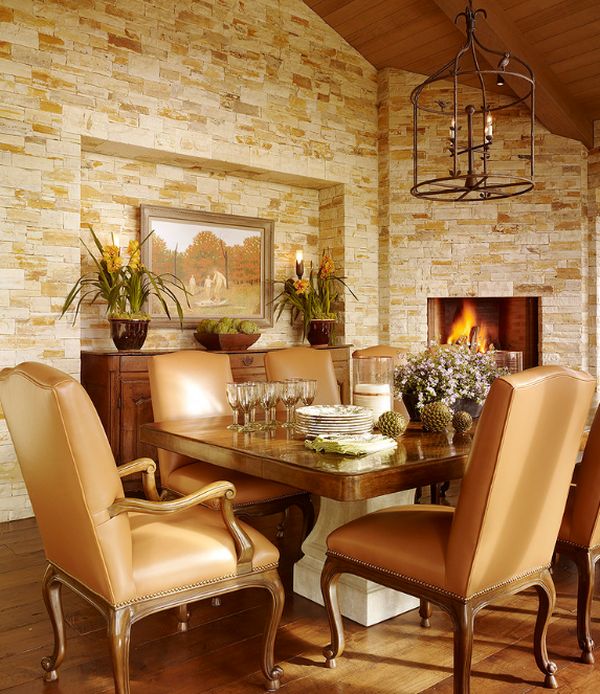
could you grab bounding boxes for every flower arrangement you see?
[394,344,506,414]
[273,251,357,337]
[61,226,189,324]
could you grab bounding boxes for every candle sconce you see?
[295,250,304,280]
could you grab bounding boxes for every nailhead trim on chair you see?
[233,492,304,508]
[113,561,280,608]
[327,550,550,602]
[558,538,600,551]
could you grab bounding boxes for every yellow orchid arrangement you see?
[274,251,357,337]
[61,225,189,324]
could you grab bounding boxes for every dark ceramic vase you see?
[109,318,150,350]
[306,319,335,346]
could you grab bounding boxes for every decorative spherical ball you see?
[452,410,473,433]
[377,410,408,438]
[420,401,453,432]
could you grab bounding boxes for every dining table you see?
[141,416,473,626]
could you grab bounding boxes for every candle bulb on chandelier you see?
[449,117,456,139]
[295,249,304,279]
[485,114,493,140]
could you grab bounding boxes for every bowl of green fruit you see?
[194,318,260,351]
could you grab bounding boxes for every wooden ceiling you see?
[303,0,600,149]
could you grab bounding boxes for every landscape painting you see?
[140,205,274,328]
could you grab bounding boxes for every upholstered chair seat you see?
[555,405,600,664]
[148,350,314,548]
[0,362,285,693]
[321,366,595,694]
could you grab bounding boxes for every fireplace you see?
[427,297,539,370]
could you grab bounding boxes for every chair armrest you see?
[108,481,254,571]
[117,457,160,501]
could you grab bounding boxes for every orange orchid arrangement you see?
[274,250,357,337]
[61,225,189,324]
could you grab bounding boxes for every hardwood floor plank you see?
[2,497,600,693]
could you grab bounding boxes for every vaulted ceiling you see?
[303,0,600,149]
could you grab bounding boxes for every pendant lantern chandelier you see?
[410,1,535,201]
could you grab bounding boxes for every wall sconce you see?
[295,250,304,279]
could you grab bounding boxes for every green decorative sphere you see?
[421,401,453,432]
[376,411,408,438]
[452,410,473,433]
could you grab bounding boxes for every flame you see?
[447,300,491,352]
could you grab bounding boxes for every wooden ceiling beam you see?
[430,0,593,149]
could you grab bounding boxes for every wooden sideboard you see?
[81,345,351,466]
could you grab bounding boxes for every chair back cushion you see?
[447,365,594,598]
[562,406,600,547]
[0,362,135,604]
[148,350,233,481]
[352,345,406,367]
[264,347,341,405]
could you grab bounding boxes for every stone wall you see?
[378,68,591,370]
[0,1,595,521]
[0,0,379,520]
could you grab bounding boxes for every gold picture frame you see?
[140,205,274,328]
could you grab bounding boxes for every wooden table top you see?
[141,417,473,502]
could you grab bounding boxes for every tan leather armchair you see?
[148,350,314,552]
[264,346,341,405]
[556,405,600,664]
[0,362,284,693]
[320,365,595,693]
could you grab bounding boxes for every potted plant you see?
[394,344,507,420]
[194,318,260,351]
[273,251,357,345]
[61,226,189,350]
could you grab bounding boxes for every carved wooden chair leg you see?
[321,557,345,669]
[41,565,66,682]
[107,607,133,694]
[533,572,558,689]
[419,598,432,627]
[440,480,451,498]
[430,483,439,504]
[276,508,289,540]
[176,604,190,632]
[573,549,596,664]
[261,571,285,692]
[450,601,475,694]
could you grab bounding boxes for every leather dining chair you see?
[264,346,341,405]
[0,362,284,694]
[320,365,595,693]
[148,350,314,552]
[556,405,600,664]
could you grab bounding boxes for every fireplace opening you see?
[427,297,539,370]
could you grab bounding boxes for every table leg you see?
[293,490,419,626]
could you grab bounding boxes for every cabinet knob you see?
[242,355,254,366]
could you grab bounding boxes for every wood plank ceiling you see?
[303,0,600,149]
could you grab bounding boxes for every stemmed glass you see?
[280,379,301,428]
[225,382,242,430]
[259,381,280,429]
[237,382,259,432]
[299,379,317,407]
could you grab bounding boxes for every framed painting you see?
[140,205,274,328]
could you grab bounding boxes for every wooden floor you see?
[2,485,600,693]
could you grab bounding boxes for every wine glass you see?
[225,382,242,430]
[237,382,258,432]
[299,379,317,407]
[245,380,261,431]
[259,381,280,429]
[280,379,301,428]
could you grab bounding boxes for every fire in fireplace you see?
[428,297,539,370]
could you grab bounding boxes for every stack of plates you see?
[295,404,374,437]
